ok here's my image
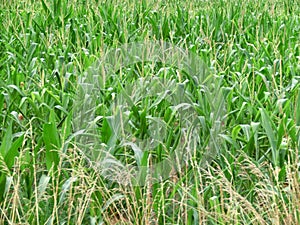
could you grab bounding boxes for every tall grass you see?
[0,0,299,224]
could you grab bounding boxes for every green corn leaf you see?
[259,108,278,166]
[0,123,12,157]
[40,0,51,16]
[4,134,24,169]
[43,112,61,172]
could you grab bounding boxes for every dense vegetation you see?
[0,0,299,224]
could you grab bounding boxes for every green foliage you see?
[0,0,299,224]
